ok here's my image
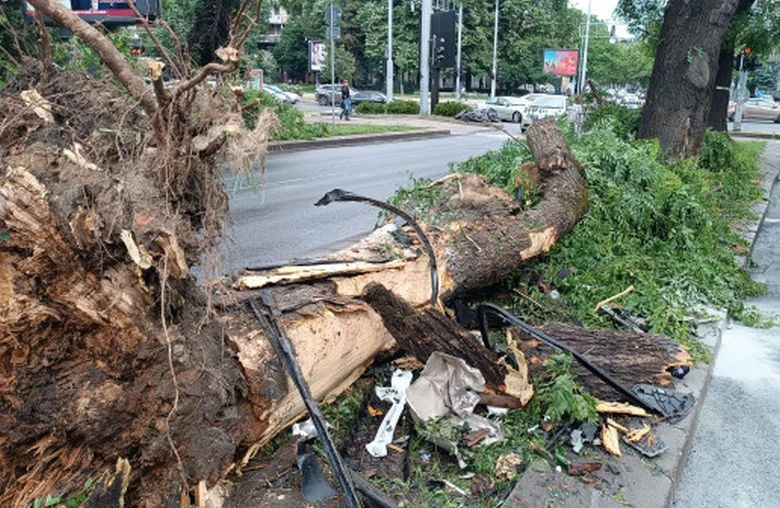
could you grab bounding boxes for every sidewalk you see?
[508,138,780,508]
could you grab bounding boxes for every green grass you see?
[324,124,422,137]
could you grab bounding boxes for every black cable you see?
[477,303,658,415]
[315,189,439,306]
[249,291,361,507]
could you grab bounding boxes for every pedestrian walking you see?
[339,79,351,120]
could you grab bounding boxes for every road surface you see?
[219,128,518,273]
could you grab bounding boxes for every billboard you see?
[543,49,579,76]
[309,40,326,72]
[26,0,159,26]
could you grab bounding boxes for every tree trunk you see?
[1,70,586,508]
[707,0,754,131]
[638,0,743,157]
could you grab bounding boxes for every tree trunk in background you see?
[638,0,743,157]
[706,0,754,131]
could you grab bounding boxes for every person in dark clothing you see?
[340,79,351,120]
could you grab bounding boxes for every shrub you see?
[583,103,641,139]
[433,101,470,117]
[241,91,329,140]
[355,102,387,114]
[386,100,419,114]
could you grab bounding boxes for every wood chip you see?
[606,418,630,434]
[601,422,621,456]
[367,405,383,417]
[235,260,407,289]
[625,423,652,443]
[596,401,649,417]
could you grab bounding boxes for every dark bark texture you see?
[638,0,743,157]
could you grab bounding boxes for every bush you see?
[433,101,470,117]
[386,100,419,114]
[241,91,329,140]
[355,102,388,114]
[583,103,641,139]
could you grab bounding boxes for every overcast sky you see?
[568,0,619,21]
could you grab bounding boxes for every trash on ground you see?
[297,442,337,503]
[667,365,691,379]
[366,369,414,458]
[427,479,469,497]
[630,383,695,423]
[406,352,485,421]
[455,108,500,123]
[292,418,331,440]
[570,429,584,453]
[495,452,524,481]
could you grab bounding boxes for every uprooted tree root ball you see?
[0,60,275,507]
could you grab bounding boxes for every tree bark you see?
[706,0,754,131]
[638,0,743,157]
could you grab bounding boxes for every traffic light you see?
[733,48,761,72]
[434,37,446,67]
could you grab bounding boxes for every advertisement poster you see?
[543,49,579,76]
[27,0,159,24]
[309,41,326,73]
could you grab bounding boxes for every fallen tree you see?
[0,3,596,506]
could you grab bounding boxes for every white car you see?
[264,84,301,104]
[521,95,570,131]
[478,96,527,123]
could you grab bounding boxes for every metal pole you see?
[455,2,463,100]
[578,0,591,96]
[330,8,336,126]
[419,0,432,116]
[386,0,394,102]
[490,0,498,98]
[734,54,747,132]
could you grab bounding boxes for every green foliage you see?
[583,104,641,140]
[242,91,327,140]
[530,353,598,424]
[455,140,532,194]
[504,122,767,352]
[385,100,419,115]
[32,478,94,508]
[433,101,470,117]
[388,175,447,219]
[355,102,388,114]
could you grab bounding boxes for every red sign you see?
[543,49,579,76]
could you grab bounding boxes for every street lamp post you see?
[419,0,432,116]
[578,0,592,95]
[386,0,394,102]
[490,0,499,98]
[455,2,463,100]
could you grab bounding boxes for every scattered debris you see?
[567,462,603,477]
[668,365,691,379]
[455,108,500,123]
[630,384,695,423]
[427,479,470,497]
[596,401,650,417]
[623,430,668,458]
[501,330,535,405]
[366,370,413,458]
[406,352,484,421]
[292,418,330,440]
[495,453,524,481]
[606,417,629,434]
[570,429,584,453]
[601,422,622,456]
[624,423,652,443]
[296,443,336,503]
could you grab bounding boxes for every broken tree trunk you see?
[1,98,587,507]
[512,323,691,400]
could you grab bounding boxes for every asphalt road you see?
[219,129,515,272]
[729,119,780,134]
[672,141,780,508]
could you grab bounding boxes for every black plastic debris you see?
[630,384,696,424]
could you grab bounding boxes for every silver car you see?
[478,96,526,123]
[521,95,570,131]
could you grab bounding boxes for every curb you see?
[268,129,451,153]
[730,131,780,140]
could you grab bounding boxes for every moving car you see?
[728,97,780,122]
[351,90,388,105]
[264,84,301,104]
[521,95,570,131]
[316,84,357,105]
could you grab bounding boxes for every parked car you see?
[316,84,357,105]
[264,84,301,104]
[352,90,388,105]
[728,97,780,122]
[521,95,570,131]
[477,96,526,123]
[620,93,644,110]
[262,86,291,104]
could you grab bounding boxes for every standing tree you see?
[631,0,746,157]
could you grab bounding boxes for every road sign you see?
[325,4,341,24]
[327,24,341,40]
